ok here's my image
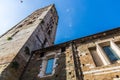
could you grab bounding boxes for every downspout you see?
[71,41,83,80]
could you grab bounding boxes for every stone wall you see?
[0,4,58,80]
[22,28,120,80]
[77,32,120,80]
[22,45,77,80]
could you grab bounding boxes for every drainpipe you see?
[71,41,83,80]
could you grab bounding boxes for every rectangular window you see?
[103,46,120,62]
[89,47,103,67]
[45,58,54,75]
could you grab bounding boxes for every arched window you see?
[24,46,30,55]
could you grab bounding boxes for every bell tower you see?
[0,4,58,80]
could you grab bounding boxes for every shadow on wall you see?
[0,52,29,80]
[0,47,67,80]
[21,48,67,80]
[0,43,84,80]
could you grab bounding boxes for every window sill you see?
[38,73,54,78]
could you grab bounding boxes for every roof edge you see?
[33,27,120,53]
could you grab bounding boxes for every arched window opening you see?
[24,46,30,55]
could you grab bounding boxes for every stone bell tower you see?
[0,4,58,80]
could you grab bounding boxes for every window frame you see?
[38,52,57,78]
[97,40,120,64]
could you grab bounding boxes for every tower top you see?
[0,4,56,38]
[0,4,58,65]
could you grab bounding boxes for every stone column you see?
[110,41,120,58]
[96,44,111,65]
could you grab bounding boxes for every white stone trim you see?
[110,41,120,58]
[38,52,58,78]
[96,44,111,65]
[95,38,113,44]
[83,66,120,75]
[94,69,120,75]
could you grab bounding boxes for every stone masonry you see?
[22,27,120,80]
[1,3,120,80]
[0,4,58,80]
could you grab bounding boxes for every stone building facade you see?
[0,4,58,80]
[22,27,120,80]
[0,4,120,80]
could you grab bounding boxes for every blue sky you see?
[0,0,120,44]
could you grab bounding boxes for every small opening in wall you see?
[55,75,58,78]
[33,17,36,19]
[41,20,44,24]
[67,61,70,63]
[7,37,12,40]
[27,21,33,25]
[11,61,19,69]
[61,47,66,52]
[116,75,119,78]
[69,72,71,75]
[40,52,44,57]
[24,46,30,55]
[82,64,85,66]
[17,24,23,28]
[24,20,28,22]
